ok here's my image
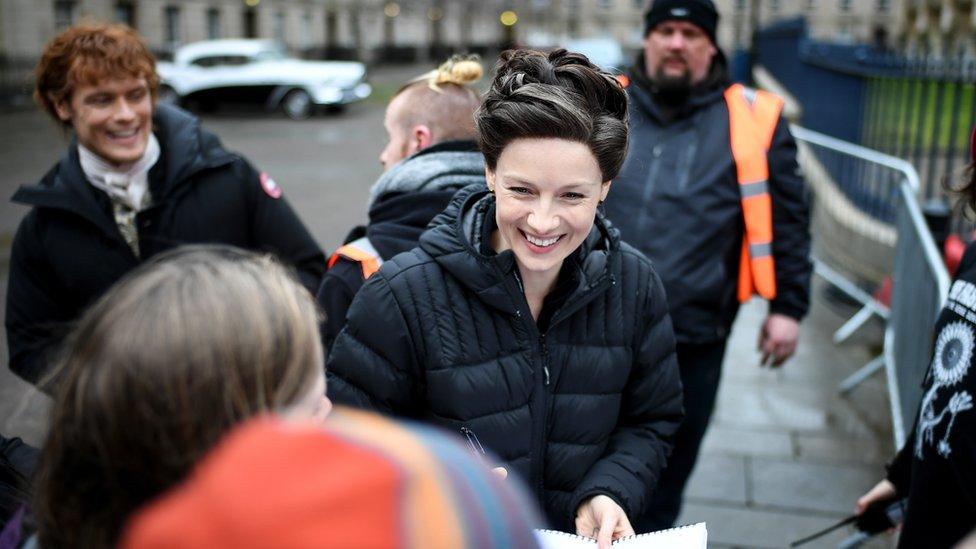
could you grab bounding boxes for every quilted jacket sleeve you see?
[569,261,684,523]
[325,271,422,416]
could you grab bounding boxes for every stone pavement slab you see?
[676,280,898,547]
[684,454,749,505]
[700,426,794,459]
[749,457,879,514]
[679,501,896,549]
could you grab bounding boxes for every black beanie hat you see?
[643,0,719,44]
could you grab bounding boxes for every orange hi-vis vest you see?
[724,83,784,303]
[327,236,383,279]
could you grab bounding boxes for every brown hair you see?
[391,55,484,143]
[475,49,629,181]
[34,22,159,125]
[33,245,323,549]
[946,127,976,216]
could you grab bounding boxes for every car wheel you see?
[157,85,180,106]
[282,89,313,120]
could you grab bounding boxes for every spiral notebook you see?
[534,522,707,549]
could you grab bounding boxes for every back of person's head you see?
[380,55,483,169]
[34,22,158,126]
[397,55,483,141]
[475,48,629,182]
[33,245,327,549]
[121,412,543,549]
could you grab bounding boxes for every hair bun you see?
[411,54,483,92]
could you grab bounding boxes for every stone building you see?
[900,0,976,58]
[0,0,927,64]
[3,0,967,77]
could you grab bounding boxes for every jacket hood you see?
[627,51,729,123]
[12,104,235,221]
[365,189,458,260]
[418,184,620,315]
[368,140,484,207]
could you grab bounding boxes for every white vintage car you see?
[156,39,372,119]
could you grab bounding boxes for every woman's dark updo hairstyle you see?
[475,48,629,182]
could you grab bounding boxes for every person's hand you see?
[492,467,508,479]
[855,479,897,515]
[575,495,634,549]
[758,313,800,367]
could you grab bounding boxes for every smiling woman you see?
[327,49,684,546]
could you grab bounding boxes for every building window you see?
[164,5,181,47]
[325,9,337,46]
[274,10,286,42]
[116,1,135,27]
[207,7,220,39]
[243,8,258,38]
[633,0,644,9]
[876,0,890,12]
[597,0,614,9]
[839,0,852,12]
[770,0,780,12]
[734,0,747,12]
[302,9,313,48]
[806,0,816,10]
[54,0,77,29]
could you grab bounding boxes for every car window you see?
[222,55,253,66]
[189,55,253,67]
[190,55,222,68]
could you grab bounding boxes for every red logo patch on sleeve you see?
[259,172,282,199]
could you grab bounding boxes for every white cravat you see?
[78,133,161,212]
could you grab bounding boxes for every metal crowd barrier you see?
[792,126,949,447]
[792,126,917,394]
[884,181,950,448]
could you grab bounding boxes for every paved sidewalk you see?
[677,280,898,548]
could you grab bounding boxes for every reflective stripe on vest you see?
[724,83,783,303]
[327,236,383,280]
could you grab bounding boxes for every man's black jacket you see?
[603,56,811,343]
[6,104,325,384]
[327,185,683,531]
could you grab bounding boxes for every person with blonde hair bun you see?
[319,54,487,346]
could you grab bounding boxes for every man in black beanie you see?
[602,0,812,532]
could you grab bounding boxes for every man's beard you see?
[652,65,692,105]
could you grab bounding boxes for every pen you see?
[460,426,486,456]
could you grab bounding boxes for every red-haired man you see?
[6,23,325,386]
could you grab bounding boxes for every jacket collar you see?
[368,139,484,206]
[419,185,620,316]
[11,105,235,234]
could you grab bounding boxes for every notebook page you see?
[534,523,706,549]
[615,522,707,548]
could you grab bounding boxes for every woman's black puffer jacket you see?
[327,185,683,531]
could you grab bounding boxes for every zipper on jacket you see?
[540,334,550,386]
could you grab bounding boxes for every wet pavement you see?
[0,63,900,548]
[678,289,897,548]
